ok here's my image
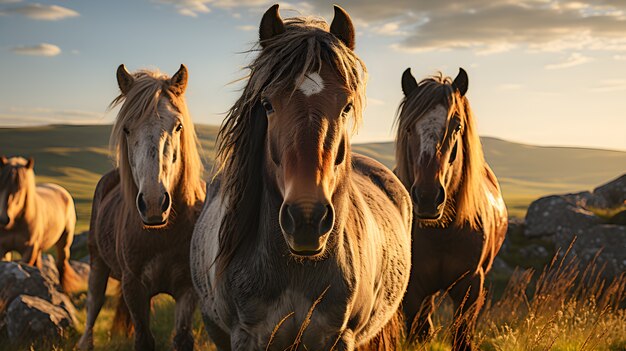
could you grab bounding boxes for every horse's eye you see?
[175,123,183,132]
[262,99,274,114]
[455,124,462,133]
[342,103,353,115]
[123,127,130,135]
[406,127,412,135]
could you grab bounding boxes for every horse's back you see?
[351,153,412,223]
[35,183,76,248]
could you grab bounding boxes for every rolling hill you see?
[1,124,624,231]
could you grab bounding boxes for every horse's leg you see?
[329,328,355,351]
[449,270,485,351]
[77,254,111,351]
[231,326,257,350]
[55,227,80,292]
[201,312,231,351]
[122,275,155,351]
[402,282,435,343]
[21,243,40,267]
[172,289,196,351]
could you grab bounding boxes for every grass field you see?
[1,124,624,232]
[1,124,625,350]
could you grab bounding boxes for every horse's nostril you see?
[436,186,446,208]
[280,204,296,235]
[161,192,171,212]
[410,187,420,206]
[137,193,147,214]
[318,204,334,236]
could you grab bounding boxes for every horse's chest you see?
[242,289,346,350]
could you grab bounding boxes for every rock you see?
[588,174,626,209]
[524,195,601,238]
[608,209,626,226]
[5,295,74,347]
[553,224,626,277]
[0,262,57,307]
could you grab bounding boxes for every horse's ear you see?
[0,156,7,167]
[25,157,34,170]
[452,67,469,97]
[259,4,285,48]
[116,64,134,95]
[402,68,418,96]
[330,5,355,50]
[169,64,188,96]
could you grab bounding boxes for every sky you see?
[0,0,625,150]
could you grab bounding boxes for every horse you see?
[395,68,508,350]
[0,156,81,292]
[77,64,206,351]
[190,4,412,351]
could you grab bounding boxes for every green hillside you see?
[1,124,624,231]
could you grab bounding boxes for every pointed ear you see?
[169,64,188,96]
[116,64,134,95]
[330,5,355,50]
[401,68,418,96]
[0,156,7,167]
[452,67,468,97]
[259,4,285,48]
[26,157,34,170]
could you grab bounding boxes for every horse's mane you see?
[214,16,367,271]
[108,69,204,214]
[395,73,488,230]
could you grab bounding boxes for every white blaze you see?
[416,104,447,161]
[298,73,325,96]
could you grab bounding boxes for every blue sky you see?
[1,0,625,150]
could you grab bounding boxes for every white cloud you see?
[590,79,626,92]
[1,3,79,20]
[0,107,107,126]
[236,25,256,31]
[498,83,523,90]
[545,52,592,69]
[156,0,274,17]
[371,22,405,36]
[11,43,61,57]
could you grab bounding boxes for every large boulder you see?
[524,194,600,238]
[0,260,79,347]
[5,295,75,347]
[587,174,626,209]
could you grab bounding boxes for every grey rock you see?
[588,174,626,209]
[524,195,601,238]
[5,295,74,347]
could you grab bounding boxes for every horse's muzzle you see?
[279,202,334,256]
[411,184,446,220]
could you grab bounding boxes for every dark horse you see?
[395,68,508,350]
[77,65,206,351]
[190,5,412,350]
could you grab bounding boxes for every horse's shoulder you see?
[95,169,121,201]
[351,153,410,205]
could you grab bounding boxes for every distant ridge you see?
[1,124,624,229]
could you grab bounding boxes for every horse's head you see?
[398,68,469,221]
[111,65,192,227]
[0,156,34,229]
[258,5,361,256]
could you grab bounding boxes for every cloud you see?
[367,98,385,106]
[0,3,79,20]
[296,0,626,53]
[371,22,406,36]
[545,52,592,69]
[0,107,107,126]
[156,0,273,17]
[11,43,61,57]
[236,25,256,31]
[498,83,523,90]
[590,79,626,92]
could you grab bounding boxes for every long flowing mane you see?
[395,73,488,230]
[214,16,367,271]
[108,69,204,218]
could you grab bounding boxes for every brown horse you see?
[0,156,80,292]
[395,68,508,350]
[77,65,206,351]
[190,5,412,351]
